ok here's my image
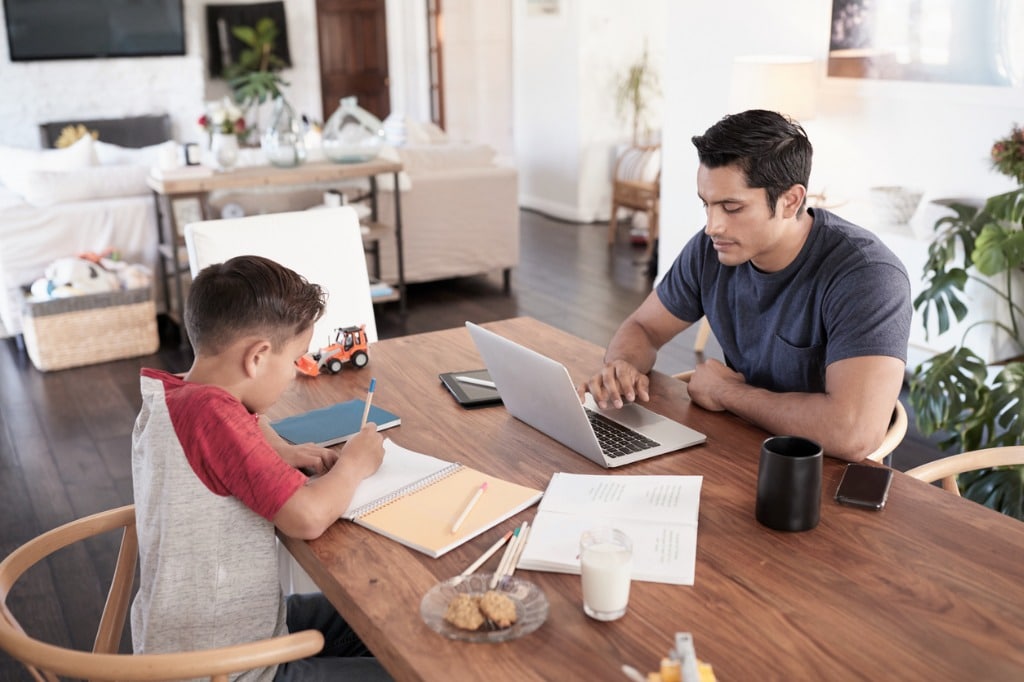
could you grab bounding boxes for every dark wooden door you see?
[316,0,391,121]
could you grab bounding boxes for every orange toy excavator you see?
[295,324,369,377]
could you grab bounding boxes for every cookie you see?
[478,590,518,628]
[444,594,485,630]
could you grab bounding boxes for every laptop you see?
[466,322,706,468]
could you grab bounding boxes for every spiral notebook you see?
[344,440,544,558]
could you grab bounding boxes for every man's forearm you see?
[713,383,882,461]
[604,325,658,374]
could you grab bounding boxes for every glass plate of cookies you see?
[420,573,549,643]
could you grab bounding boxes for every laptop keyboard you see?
[585,408,661,458]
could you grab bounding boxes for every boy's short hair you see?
[185,255,326,354]
[691,109,813,216]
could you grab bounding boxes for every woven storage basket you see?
[22,287,159,371]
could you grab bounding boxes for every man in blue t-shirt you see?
[578,110,911,461]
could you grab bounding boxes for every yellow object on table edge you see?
[646,661,715,682]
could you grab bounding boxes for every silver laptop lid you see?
[466,322,706,467]
[467,322,607,465]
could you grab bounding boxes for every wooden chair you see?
[608,144,661,259]
[863,401,908,463]
[693,318,711,355]
[0,505,323,682]
[905,446,1024,496]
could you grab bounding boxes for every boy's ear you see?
[243,338,274,378]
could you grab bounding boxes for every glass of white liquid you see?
[579,527,633,621]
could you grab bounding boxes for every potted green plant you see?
[223,17,289,144]
[615,43,660,146]
[910,124,1024,519]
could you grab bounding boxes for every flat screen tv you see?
[4,0,185,61]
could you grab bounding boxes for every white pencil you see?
[489,523,523,588]
[451,481,488,534]
[504,522,531,580]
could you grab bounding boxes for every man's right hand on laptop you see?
[576,360,651,410]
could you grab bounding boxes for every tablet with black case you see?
[439,369,502,408]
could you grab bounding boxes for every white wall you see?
[659,0,1024,278]
[442,0,514,155]
[0,0,322,148]
[513,0,667,222]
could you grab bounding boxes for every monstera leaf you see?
[910,347,991,451]
[988,363,1024,447]
[957,467,1024,520]
[913,268,969,336]
[972,223,1024,276]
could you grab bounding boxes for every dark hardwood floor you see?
[0,209,943,679]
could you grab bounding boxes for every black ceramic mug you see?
[755,436,823,532]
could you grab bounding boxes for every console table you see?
[147,159,406,331]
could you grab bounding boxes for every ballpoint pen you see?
[451,481,488,534]
[360,378,376,427]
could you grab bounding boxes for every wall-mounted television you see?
[4,0,185,62]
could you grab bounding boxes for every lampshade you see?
[729,56,818,121]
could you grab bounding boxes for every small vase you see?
[210,132,239,170]
[322,96,385,163]
[261,97,306,168]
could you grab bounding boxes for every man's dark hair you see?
[185,255,326,354]
[691,109,813,216]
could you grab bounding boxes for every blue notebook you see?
[271,399,401,447]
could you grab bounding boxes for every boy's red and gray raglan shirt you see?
[130,368,307,681]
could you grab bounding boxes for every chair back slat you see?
[92,521,138,657]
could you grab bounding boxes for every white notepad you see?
[516,473,703,585]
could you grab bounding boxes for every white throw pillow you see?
[405,119,450,145]
[7,164,150,207]
[615,147,660,183]
[95,139,177,167]
[0,135,96,188]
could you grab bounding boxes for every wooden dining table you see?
[270,317,1024,681]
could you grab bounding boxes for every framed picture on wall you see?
[828,0,1024,87]
[206,1,291,79]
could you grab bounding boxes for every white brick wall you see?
[0,0,320,148]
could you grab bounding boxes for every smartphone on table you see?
[835,463,893,510]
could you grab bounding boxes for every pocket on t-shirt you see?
[765,335,826,393]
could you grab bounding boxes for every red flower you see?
[198,114,209,128]
[234,118,246,133]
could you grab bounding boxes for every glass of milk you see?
[579,527,633,621]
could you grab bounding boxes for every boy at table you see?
[580,109,912,461]
[131,255,392,681]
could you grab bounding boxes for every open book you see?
[516,473,703,585]
[344,440,543,558]
[271,399,400,447]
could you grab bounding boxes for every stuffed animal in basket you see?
[29,254,152,300]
